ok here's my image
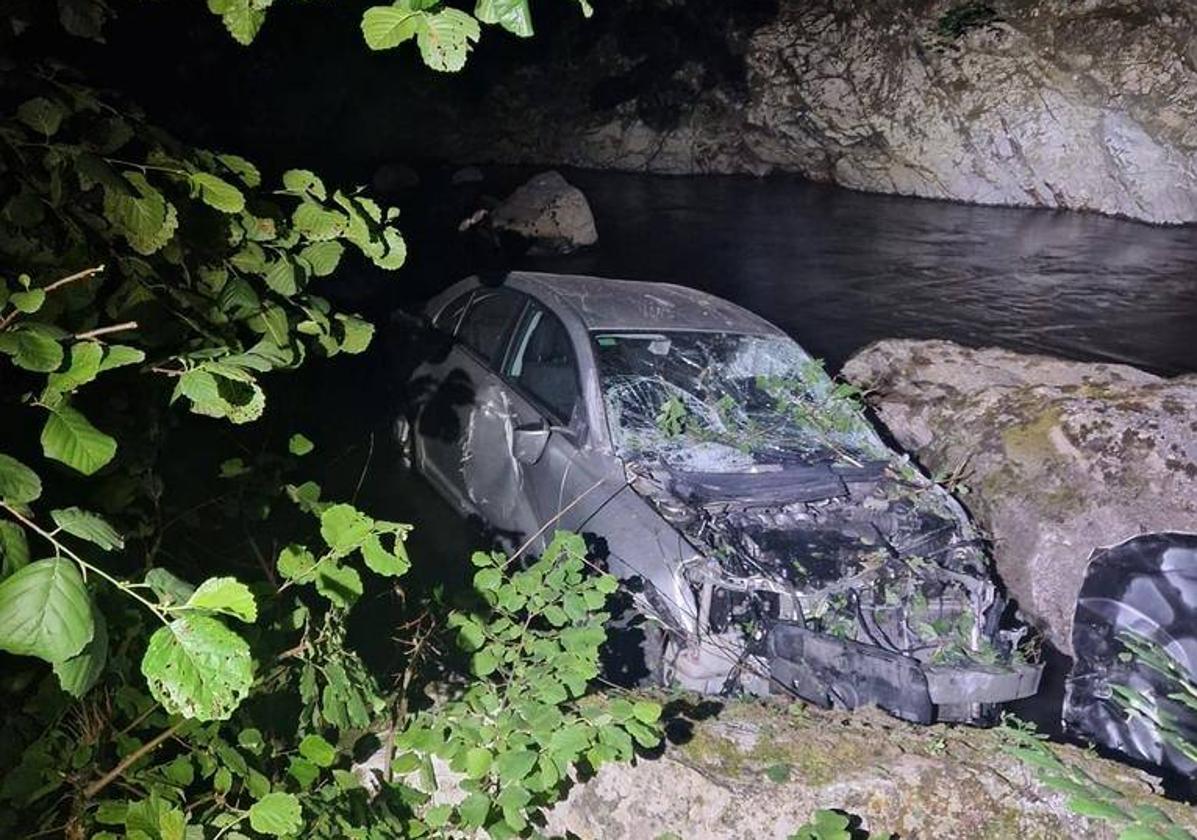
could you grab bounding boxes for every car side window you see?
[506,307,582,424]
[431,291,473,335]
[455,289,527,367]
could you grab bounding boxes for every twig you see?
[504,477,608,567]
[352,432,375,504]
[74,321,138,341]
[83,721,183,799]
[0,265,105,332]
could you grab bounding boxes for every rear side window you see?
[456,288,526,367]
[506,307,582,423]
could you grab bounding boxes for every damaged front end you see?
[595,330,1042,724]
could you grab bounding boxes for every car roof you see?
[484,271,786,336]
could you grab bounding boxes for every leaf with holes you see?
[0,557,94,662]
[41,404,117,475]
[417,7,480,71]
[141,614,253,721]
[51,507,124,550]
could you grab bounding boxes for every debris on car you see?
[399,272,1043,725]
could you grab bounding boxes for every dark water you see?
[486,170,1197,375]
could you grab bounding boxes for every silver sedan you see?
[397,271,1042,724]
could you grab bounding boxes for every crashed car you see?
[398,271,1042,724]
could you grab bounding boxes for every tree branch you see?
[83,721,183,799]
[74,320,138,341]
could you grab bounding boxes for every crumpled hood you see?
[627,455,1015,668]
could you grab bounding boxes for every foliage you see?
[999,715,1194,840]
[0,3,649,840]
[394,531,662,836]
[200,0,594,70]
[1111,631,1197,765]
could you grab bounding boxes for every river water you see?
[485,169,1197,376]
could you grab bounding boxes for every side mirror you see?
[513,423,551,465]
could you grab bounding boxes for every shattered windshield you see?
[593,331,891,472]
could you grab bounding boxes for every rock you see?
[544,699,1197,839]
[450,166,485,185]
[411,1,1197,224]
[841,339,1197,652]
[372,163,420,193]
[490,170,598,253]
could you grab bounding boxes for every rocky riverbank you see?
[406,0,1197,224]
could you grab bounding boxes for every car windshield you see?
[592,331,890,472]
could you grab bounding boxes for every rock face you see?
[544,700,1197,839]
[841,339,1197,652]
[423,0,1197,224]
[489,171,598,254]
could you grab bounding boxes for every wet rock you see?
[841,339,1197,653]
[450,165,485,185]
[544,700,1196,839]
[490,170,598,254]
[372,162,420,193]
[418,1,1197,224]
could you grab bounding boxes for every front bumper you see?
[765,622,1043,724]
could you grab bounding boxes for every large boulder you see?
[489,170,598,254]
[841,339,1197,653]
[544,700,1197,839]
[408,0,1197,224]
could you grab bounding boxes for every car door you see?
[411,286,528,516]
[497,304,612,547]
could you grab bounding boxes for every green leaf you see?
[217,153,262,188]
[216,0,267,44]
[17,97,66,136]
[292,203,346,241]
[248,792,303,836]
[288,433,314,456]
[0,328,63,372]
[186,576,257,622]
[103,172,177,255]
[298,734,336,768]
[632,700,661,724]
[361,5,424,50]
[298,241,343,277]
[0,557,94,662]
[335,314,374,354]
[191,172,246,213]
[359,531,410,577]
[264,258,299,296]
[0,520,30,579]
[314,561,363,608]
[475,0,533,37]
[41,404,117,475]
[277,544,318,583]
[281,169,326,200]
[495,749,537,784]
[474,567,502,592]
[320,504,373,555]
[98,344,146,372]
[50,507,124,550]
[464,747,492,779]
[10,288,45,313]
[53,604,108,697]
[457,792,490,828]
[0,453,42,504]
[141,614,253,721]
[46,341,103,395]
[417,7,481,71]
